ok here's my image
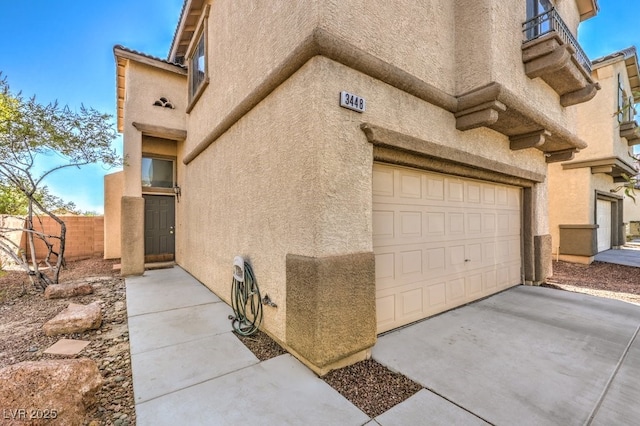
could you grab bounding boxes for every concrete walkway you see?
[126,267,640,425]
[595,245,640,267]
[126,267,368,426]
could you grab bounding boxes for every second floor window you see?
[526,0,554,39]
[189,33,206,100]
[527,0,553,18]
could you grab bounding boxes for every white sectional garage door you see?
[596,199,612,253]
[373,163,523,333]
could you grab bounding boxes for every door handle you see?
[169,226,175,234]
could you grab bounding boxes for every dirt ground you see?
[0,258,133,426]
[1,257,638,424]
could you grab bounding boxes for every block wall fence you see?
[19,216,104,262]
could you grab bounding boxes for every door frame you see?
[142,194,176,262]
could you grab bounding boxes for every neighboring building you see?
[105,0,599,374]
[549,47,640,264]
[623,148,640,235]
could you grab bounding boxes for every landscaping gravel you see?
[0,258,133,426]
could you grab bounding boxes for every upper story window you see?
[142,157,175,190]
[617,74,636,123]
[525,0,554,39]
[189,33,206,100]
[527,0,553,18]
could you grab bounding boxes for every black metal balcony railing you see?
[522,8,592,76]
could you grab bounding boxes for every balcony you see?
[619,98,640,146]
[522,8,599,107]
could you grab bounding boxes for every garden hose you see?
[230,258,263,336]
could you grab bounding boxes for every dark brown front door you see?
[143,195,175,262]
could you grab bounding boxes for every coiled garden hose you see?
[230,259,263,336]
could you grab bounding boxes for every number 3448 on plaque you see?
[340,91,366,113]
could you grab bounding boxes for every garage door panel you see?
[427,212,446,235]
[483,241,496,263]
[400,287,424,318]
[446,278,466,304]
[400,249,423,277]
[484,269,497,290]
[449,212,465,235]
[467,273,484,297]
[483,185,496,204]
[467,183,482,203]
[483,213,496,233]
[428,282,447,308]
[399,171,422,199]
[467,213,482,233]
[376,294,396,330]
[496,187,508,205]
[374,163,522,333]
[375,252,395,283]
[425,175,445,200]
[466,243,482,266]
[426,247,446,271]
[400,211,422,239]
[448,180,465,202]
[373,167,395,197]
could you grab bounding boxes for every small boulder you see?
[0,358,102,426]
[44,282,94,299]
[43,302,102,336]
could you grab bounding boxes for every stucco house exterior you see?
[548,47,640,264]
[105,0,599,374]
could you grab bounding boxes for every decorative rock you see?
[44,282,94,299]
[43,302,102,336]
[0,358,102,426]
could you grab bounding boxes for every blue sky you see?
[0,0,183,213]
[0,1,638,213]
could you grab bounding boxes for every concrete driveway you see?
[127,269,640,425]
[594,245,640,267]
[372,286,640,425]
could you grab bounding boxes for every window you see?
[142,157,175,189]
[189,32,206,100]
[527,0,553,19]
[525,0,554,39]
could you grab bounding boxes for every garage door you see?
[596,199,612,253]
[373,163,522,333]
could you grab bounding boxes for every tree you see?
[0,183,78,216]
[0,75,120,288]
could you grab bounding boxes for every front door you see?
[143,195,175,262]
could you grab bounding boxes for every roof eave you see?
[577,0,599,21]
[168,0,192,61]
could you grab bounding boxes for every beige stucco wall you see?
[454,0,579,135]
[548,165,592,253]
[185,0,582,159]
[548,53,639,253]
[104,171,124,259]
[122,61,186,198]
[179,53,550,343]
[184,0,321,151]
[118,0,598,367]
[575,61,635,162]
